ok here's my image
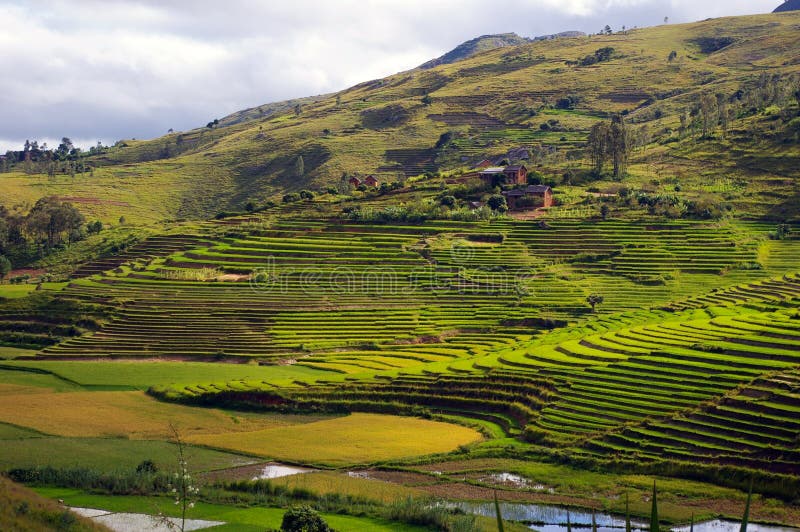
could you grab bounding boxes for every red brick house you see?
[363,175,379,187]
[502,185,554,210]
[478,165,528,186]
[475,159,494,169]
[503,165,528,185]
[349,176,362,187]
[526,185,553,208]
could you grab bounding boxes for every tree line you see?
[1,137,109,176]
[0,197,101,280]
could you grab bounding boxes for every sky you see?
[0,0,782,152]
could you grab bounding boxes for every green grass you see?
[32,489,430,532]
[1,361,329,389]
[0,437,256,473]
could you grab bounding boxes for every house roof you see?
[505,165,526,172]
[503,189,526,197]
[479,167,506,174]
[526,185,552,194]
[364,175,378,181]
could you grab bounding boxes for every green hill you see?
[1,12,799,225]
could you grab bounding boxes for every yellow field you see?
[0,390,324,439]
[271,471,424,503]
[188,413,482,466]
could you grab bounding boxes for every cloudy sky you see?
[0,0,781,152]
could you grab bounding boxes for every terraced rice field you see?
[19,212,800,476]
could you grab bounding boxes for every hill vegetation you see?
[1,13,798,225]
[1,10,800,531]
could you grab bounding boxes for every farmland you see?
[1,9,800,531]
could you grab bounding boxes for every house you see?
[478,165,528,186]
[469,201,484,210]
[503,165,528,185]
[478,167,507,184]
[363,175,379,187]
[502,185,554,210]
[348,176,362,187]
[525,185,554,208]
[475,159,494,169]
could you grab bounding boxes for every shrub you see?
[281,505,331,532]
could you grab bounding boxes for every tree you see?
[588,121,611,174]
[600,204,610,220]
[794,88,800,114]
[650,480,660,532]
[740,479,753,532]
[609,116,630,177]
[167,423,198,532]
[299,189,314,200]
[244,202,256,213]
[439,195,456,208]
[294,103,303,116]
[668,50,677,62]
[281,506,331,532]
[699,93,717,137]
[604,25,612,35]
[664,16,669,24]
[0,255,11,282]
[421,94,433,106]
[295,156,305,178]
[625,494,632,532]
[586,294,604,312]
[494,492,505,532]
[487,195,508,213]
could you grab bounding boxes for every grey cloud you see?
[0,0,781,151]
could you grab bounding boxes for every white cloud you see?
[0,0,782,152]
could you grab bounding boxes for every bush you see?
[283,193,301,203]
[487,195,508,213]
[281,505,332,532]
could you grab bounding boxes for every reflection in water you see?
[457,503,799,532]
[252,463,315,480]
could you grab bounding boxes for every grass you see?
[0,477,109,532]
[270,471,425,504]
[0,360,328,389]
[0,389,333,440]
[31,488,431,532]
[0,437,256,473]
[188,413,483,466]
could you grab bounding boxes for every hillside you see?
[0,13,798,225]
[419,33,530,68]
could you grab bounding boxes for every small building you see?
[469,201,484,210]
[348,176,362,187]
[478,165,528,186]
[525,185,554,208]
[475,159,494,169]
[503,165,528,185]
[502,185,554,210]
[363,175,379,187]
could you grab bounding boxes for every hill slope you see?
[1,12,799,223]
[419,33,530,69]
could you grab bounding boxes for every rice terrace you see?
[1,2,800,531]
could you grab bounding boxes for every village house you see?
[363,175,379,187]
[502,185,554,210]
[475,159,494,169]
[348,176,362,187]
[478,165,528,186]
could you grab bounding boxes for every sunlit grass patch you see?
[188,413,482,466]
